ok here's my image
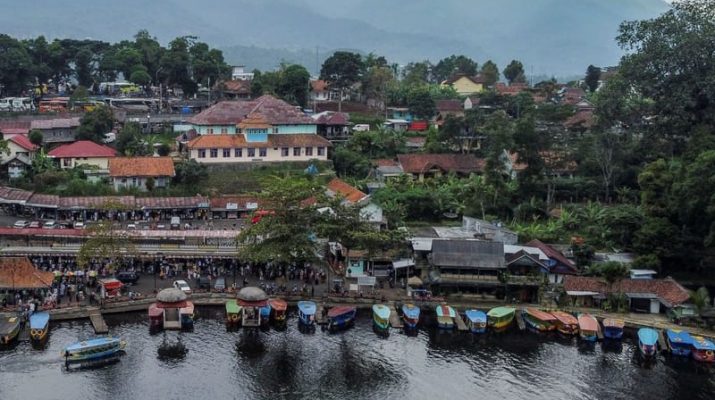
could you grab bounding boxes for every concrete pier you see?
[388,304,403,329]
[454,312,468,332]
[515,311,526,331]
[88,307,108,334]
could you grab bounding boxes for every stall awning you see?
[566,291,600,296]
[392,258,415,269]
[99,278,123,291]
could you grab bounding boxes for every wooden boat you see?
[522,308,557,332]
[327,306,356,331]
[372,304,391,331]
[148,303,164,331]
[435,304,456,330]
[487,307,516,330]
[269,299,288,322]
[551,311,578,335]
[0,316,20,345]
[402,303,420,329]
[179,302,194,330]
[297,301,317,326]
[577,313,598,342]
[690,335,715,363]
[63,337,126,362]
[29,312,50,343]
[638,328,659,358]
[464,310,487,333]
[665,329,693,357]
[225,300,242,327]
[602,318,625,340]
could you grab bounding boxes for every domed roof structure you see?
[157,288,188,303]
[237,286,268,302]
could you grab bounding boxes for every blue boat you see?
[401,303,420,329]
[665,329,693,357]
[327,306,356,331]
[29,312,50,343]
[372,304,391,331]
[465,310,487,333]
[180,302,194,330]
[638,328,659,358]
[602,318,624,340]
[63,337,126,362]
[260,304,271,325]
[297,301,317,326]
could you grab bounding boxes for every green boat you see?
[487,307,516,330]
[225,300,243,327]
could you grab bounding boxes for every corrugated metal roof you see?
[430,239,505,269]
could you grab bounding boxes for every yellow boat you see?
[29,312,50,343]
[487,307,516,330]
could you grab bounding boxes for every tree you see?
[116,122,149,156]
[160,36,195,96]
[503,60,526,84]
[617,0,715,141]
[278,64,310,108]
[129,68,152,87]
[0,34,34,95]
[28,130,44,147]
[585,65,601,92]
[320,51,363,112]
[332,146,372,179]
[77,217,137,271]
[69,85,89,108]
[173,159,208,185]
[480,60,500,86]
[406,86,435,120]
[402,61,431,85]
[237,175,322,265]
[157,143,171,157]
[76,106,114,143]
[432,55,478,83]
[690,287,711,314]
[145,177,155,192]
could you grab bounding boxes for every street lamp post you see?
[155,67,163,113]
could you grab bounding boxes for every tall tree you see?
[585,64,601,92]
[320,51,363,112]
[432,55,478,83]
[278,64,311,108]
[406,86,436,120]
[402,61,431,85]
[503,60,526,84]
[0,34,34,95]
[480,60,500,86]
[76,106,114,143]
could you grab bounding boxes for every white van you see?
[353,124,370,132]
[170,216,181,230]
[11,97,34,112]
[0,98,13,112]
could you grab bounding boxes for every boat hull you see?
[373,316,389,330]
[437,316,454,330]
[30,325,48,343]
[603,327,623,340]
[328,314,355,331]
[468,321,486,334]
[487,307,516,331]
[638,328,659,358]
[297,301,317,326]
[64,339,125,362]
[0,318,20,345]
[403,316,419,329]
[522,311,556,332]
[692,349,715,363]
[401,304,420,329]
[580,333,598,342]
[639,342,658,358]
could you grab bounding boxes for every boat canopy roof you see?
[487,307,515,318]
[328,306,356,317]
[373,304,390,319]
[29,312,50,329]
[269,298,287,311]
[465,309,486,322]
[577,314,599,332]
[525,308,557,322]
[638,328,659,345]
[0,317,19,334]
[402,304,420,318]
[551,311,578,325]
[602,318,625,329]
[297,301,316,315]
[436,304,456,318]
[691,336,715,350]
[148,304,164,317]
[225,300,241,314]
[666,329,693,344]
[65,337,121,352]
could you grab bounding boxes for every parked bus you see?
[104,97,158,113]
[98,82,141,95]
[39,97,70,113]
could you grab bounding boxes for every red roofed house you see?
[434,99,464,126]
[218,80,252,100]
[311,111,350,141]
[310,80,330,102]
[563,275,691,314]
[48,140,117,170]
[326,177,369,205]
[1,135,39,179]
[397,153,485,181]
[525,239,578,283]
[109,157,176,191]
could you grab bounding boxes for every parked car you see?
[28,221,41,228]
[115,271,139,285]
[13,220,29,228]
[156,224,166,230]
[43,220,58,229]
[127,223,137,230]
[73,221,86,229]
[214,277,226,292]
[170,216,181,230]
[173,280,192,295]
[197,275,211,289]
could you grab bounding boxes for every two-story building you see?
[312,111,350,142]
[109,157,175,191]
[47,140,117,170]
[441,75,486,96]
[1,135,38,179]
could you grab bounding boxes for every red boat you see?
[327,306,357,331]
[269,298,288,322]
[148,303,164,331]
[691,335,715,363]
[551,311,579,335]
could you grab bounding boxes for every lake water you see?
[1,308,714,400]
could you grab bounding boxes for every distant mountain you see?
[0,0,670,77]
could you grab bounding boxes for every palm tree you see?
[690,287,712,315]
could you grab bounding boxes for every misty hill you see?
[1,0,670,76]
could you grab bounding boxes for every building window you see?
[210,149,218,158]
[259,148,267,157]
[305,147,313,156]
[273,127,279,133]
[223,149,230,158]
[247,148,255,157]
[132,177,137,186]
[317,147,325,156]
[293,147,301,156]
[221,127,228,134]
[235,148,242,157]
[281,147,289,157]
[198,149,206,158]
[207,128,214,134]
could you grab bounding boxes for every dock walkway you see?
[88,307,108,334]
[388,303,403,329]
[516,310,526,331]
[454,312,468,332]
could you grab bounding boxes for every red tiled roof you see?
[188,95,313,126]
[26,193,60,208]
[526,239,576,270]
[0,186,33,203]
[187,134,247,149]
[435,100,463,112]
[397,154,485,174]
[210,195,260,210]
[0,120,31,135]
[48,140,116,158]
[312,111,349,125]
[221,80,251,94]
[30,117,81,130]
[563,276,690,307]
[8,135,38,151]
[109,157,175,177]
[0,257,54,289]
[564,110,595,129]
[311,80,328,92]
[59,196,135,209]
[135,196,209,209]
[495,82,528,96]
[373,159,399,167]
[269,134,332,148]
[326,177,367,204]
[187,134,331,150]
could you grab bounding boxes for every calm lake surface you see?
[1,308,714,400]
